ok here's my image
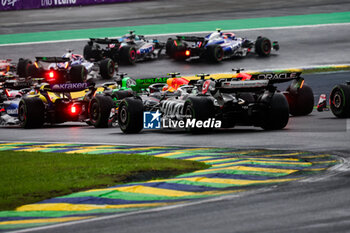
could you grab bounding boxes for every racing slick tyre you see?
[285,82,314,116]
[330,84,350,118]
[112,90,134,101]
[260,93,289,130]
[18,97,45,128]
[27,64,40,78]
[184,97,215,133]
[255,37,272,57]
[166,38,177,58]
[69,65,87,83]
[83,44,93,60]
[89,95,114,128]
[206,44,224,62]
[100,58,115,79]
[17,58,32,77]
[118,97,143,133]
[120,45,137,65]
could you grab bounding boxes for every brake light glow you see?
[174,40,178,46]
[34,62,39,68]
[300,79,304,89]
[71,105,77,114]
[49,71,54,78]
[185,50,190,56]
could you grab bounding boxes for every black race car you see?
[84,31,165,65]
[166,29,279,62]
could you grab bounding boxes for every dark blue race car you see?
[166,29,279,62]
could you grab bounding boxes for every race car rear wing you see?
[35,57,70,63]
[250,72,302,84]
[89,38,121,45]
[218,80,269,93]
[176,36,205,42]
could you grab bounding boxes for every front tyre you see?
[89,95,114,128]
[120,45,137,65]
[99,58,115,79]
[118,97,143,133]
[330,84,350,118]
[255,37,272,57]
[18,97,45,128]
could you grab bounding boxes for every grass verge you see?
[0,151,209,211]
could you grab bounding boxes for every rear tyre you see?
[285,82,314,116]
[206,44,224,62]
[120,45,137,65]
[100,58,115,79]
[183,97,215,133]
[89,95,114,128]
[112,90,134,101]
[70,65,87,83]
[255,37,272,57]
[17,59,32,77]
[18,97,45,128]
[27,64,40,78]
[330,84,350,118]
[166,38,177,58]
[83,44,93,60]
[118,97,143,133]
[261,93,289,130]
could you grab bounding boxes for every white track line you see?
[0,22,349,47]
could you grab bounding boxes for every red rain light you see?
[71,105,77,114]
[185,50,190,56]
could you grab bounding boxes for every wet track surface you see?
[1,1,350,232]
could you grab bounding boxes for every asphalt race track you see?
[1,1,350,232]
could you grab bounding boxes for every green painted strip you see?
[0,11,350,45]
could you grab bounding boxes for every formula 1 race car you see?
[83,31,165,65]
[0,59,16,82]
[165,29,279,62]
[17,68,115,128]
[0,78,32,125]
[116,71,308,133]
[17,51,116,80]
[328,81,350,118]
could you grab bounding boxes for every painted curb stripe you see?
[0,143,338,230]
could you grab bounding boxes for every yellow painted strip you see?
[154,148,211,158]
[179,177,298,185]
[211,160,311,167]
[65,148,101,154]
[154,152,183,158]
[200,189,244,196]
[186,156,214,161]
[15,148,48,152]
[311,160,338,164]
[258,152,303,157]
[0,142,30,146]
[193,165,298,174]
[303,168,328,171]
[116,185,197,197]
[301,154,331,159]
[0,216,92,225]
[203,158,243,163]
[28,143,72,148]
[16,202,171,212]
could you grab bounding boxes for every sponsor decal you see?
[255,73,297,80]
[1,0,18,7]
[6,108,18,115]
[41,0,76,7]
[143,110,161,129]
[51,83,88,91]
